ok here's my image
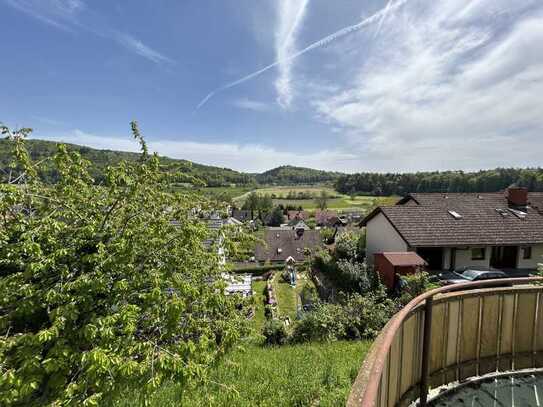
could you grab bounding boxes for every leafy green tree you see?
[267,206,284,226]
[0,122,252,406]
[314,190,328,210]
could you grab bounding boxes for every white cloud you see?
[312,0,543,171]
[37,130,358,173]
[4,0,173,65]
[274,0,310,109]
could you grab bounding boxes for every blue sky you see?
[1,0,543,173]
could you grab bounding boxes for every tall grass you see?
[116,341,370,407]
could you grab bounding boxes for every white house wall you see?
[517,244,543,269]
[365,213,408,265]
[455,248,491,269]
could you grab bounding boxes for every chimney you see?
[506,186,528,207]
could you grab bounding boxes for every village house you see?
[315,209,343,227]
[231,209,254,222]
[361,187,543,272]
[287,210,309,221]
[255,226,322,263]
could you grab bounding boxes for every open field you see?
[117,340,371,407]
[235,185,340,200]
[230,185,397,212]
[271,195,397,211]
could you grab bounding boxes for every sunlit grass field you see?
[228,185,397,212]
[117,340,371,407]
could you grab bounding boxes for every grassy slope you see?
[120,341,371,407]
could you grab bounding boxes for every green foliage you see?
[255,165,342,185]
[267,206,284,226]
[396,272,437,306]
[320,227,335,243]
[314,248,380,296]
[335,168,543,196]
[334,231,363,261]
[291,293,395,343]
[262,320,288,346]
[0,123,253,405]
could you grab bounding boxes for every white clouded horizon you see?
[274,0,310,109]
[36,129,359,173]
[4,0,173,65]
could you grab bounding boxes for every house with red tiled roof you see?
[315,209,343,227]
[361,187,543,272]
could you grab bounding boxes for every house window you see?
[471,248,485,260]
[521,246,532,260]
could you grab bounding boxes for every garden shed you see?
[374,252,427,289]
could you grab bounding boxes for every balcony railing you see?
[347,277,543,407]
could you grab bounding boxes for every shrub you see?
[397,271,437,306]
[334,231,359,261]
[291,303,347,343]
[262,320,288,345]
[335,260,371,294]
[341,292,396,339]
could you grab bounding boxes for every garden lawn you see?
[273,275,298,321]
[118,340,371,407]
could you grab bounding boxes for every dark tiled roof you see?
[255,229,323,262]
[232,210,253,221]
[363,192,543,247]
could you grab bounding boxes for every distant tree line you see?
[334,168,543,196]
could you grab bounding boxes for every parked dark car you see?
[438,266,507,285]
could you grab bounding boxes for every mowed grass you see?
[120,340,371,407]
[273,276,298,321]
[272,271,315,321]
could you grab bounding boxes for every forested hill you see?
[0,139,254,187]
[334,169,543,196]
[255,165,342,185]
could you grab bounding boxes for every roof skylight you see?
[448,210,462,219]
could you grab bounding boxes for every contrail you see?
[196,0,408,109]
[374,0,393,39]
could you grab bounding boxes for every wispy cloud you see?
[4,0,174,66]
[274,0,310,109]
[4,0,84,31]
[231,98,271,112]
[313,0,543,171]
[196,0,409,109]
[115,33,175,65]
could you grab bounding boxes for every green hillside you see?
[0,139,254,187]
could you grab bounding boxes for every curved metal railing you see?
[347,277,543,407]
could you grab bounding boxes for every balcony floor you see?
[429,371,543,406]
